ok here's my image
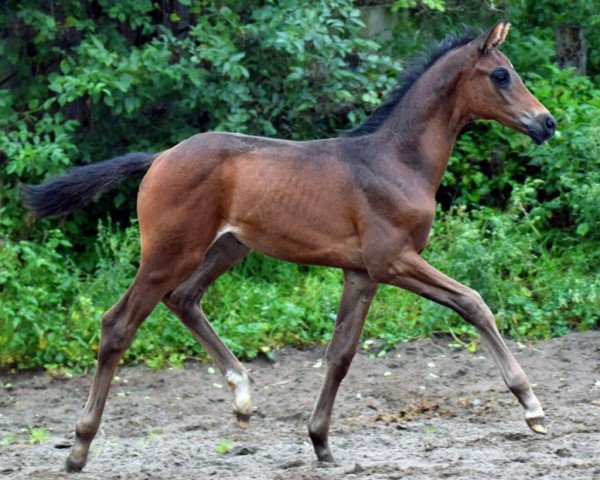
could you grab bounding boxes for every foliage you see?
[28,426,51,445]
[392,0,446,13]
[214,439,234,454]
[512,0,600,77]
[0,1,598,372]
[0,433,15,446]
[386,0,600,80]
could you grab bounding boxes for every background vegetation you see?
[0,0,598,372]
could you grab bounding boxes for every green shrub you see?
[0,230,90,369]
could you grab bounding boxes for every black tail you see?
[21,152,158,218]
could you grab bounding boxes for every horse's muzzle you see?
[526,113,556,145]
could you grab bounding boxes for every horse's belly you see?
[232,225,364,269]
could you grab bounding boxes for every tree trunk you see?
[555,25,586,75]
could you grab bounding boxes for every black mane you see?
[344,28,480,137]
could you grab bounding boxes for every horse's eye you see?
[491,68,510,87]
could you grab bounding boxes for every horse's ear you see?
[476,21,511,53]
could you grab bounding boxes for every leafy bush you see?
[0,230,87,369]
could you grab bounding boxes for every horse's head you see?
[461,21,556,144]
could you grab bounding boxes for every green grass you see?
[28,426,51,445]
[0,434,15,446]
[214,439,234,454]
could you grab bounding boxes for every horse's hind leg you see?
[163,233,253,427]
[308,270,378,462]
[65,268,173,472]
[65,232,210,473]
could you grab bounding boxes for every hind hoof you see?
[314,444,334,463]
[235,412,251,429]
[316,449,334,463]
[526,415,547,435]
[309,432,334,462]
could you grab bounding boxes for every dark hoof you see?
[309,430,334,462]
[311,440,334,462]
[316,449,334,463]
[65,456,85,473]
[526,416,547,435]
[235,412,251,429]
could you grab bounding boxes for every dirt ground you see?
[1,331,599,480]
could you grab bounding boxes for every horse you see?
[22,21,556,472]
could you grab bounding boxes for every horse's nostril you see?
[545,115,556,131]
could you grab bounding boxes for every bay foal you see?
[23,22,556,471]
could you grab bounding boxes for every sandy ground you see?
[1,331,599,479]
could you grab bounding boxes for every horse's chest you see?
[363,183,436,253]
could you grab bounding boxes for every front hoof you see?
[66,442,89,473]
[526,415,547,435]
[235,411,251,429]
[65,455,85,473]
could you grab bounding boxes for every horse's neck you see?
[376,57,470,192]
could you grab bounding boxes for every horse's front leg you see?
[378,250,546,433]
[308,270,378,462]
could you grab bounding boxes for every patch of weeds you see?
[214,439,234,454]
[168,353,186,369]
[1,433,16,446]
[145,355,166,371]
[45,364,74,378]
[28,426,51,444]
